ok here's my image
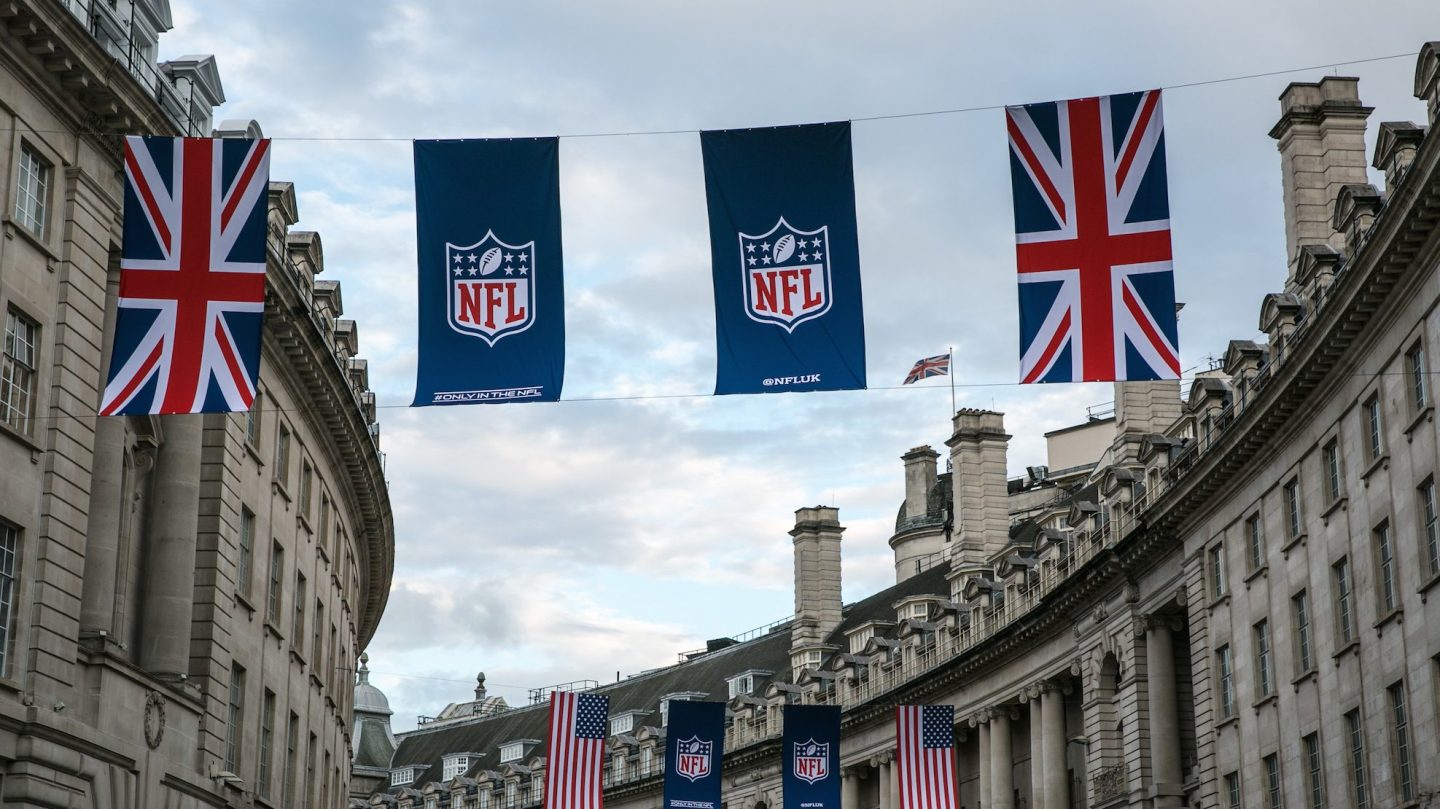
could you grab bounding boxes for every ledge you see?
[244,440,266,467]
[1251,692,1278,712]
[1291,668,1317,691]
[2,217,62,265]
[1321,496,1348,523]
[1281,532,1308,555]
[234,590,256,616]
[1404,405,1434,440]
[1215,712,1239,731]
[0,418,44,457]
[1332,639,1360,663]
[1208,592,1231,612]
[1420,570,1440,602]
[1244,565,1269,587]
[1360,453,1389,484]
[1373,608,1402,632]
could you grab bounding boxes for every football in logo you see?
[772,234,796,263]
[479,247,504,276]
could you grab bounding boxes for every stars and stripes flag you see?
[903,354,950,385]
[100,136,271,416]
[545,691,609,809]
[1006,90,1180,383]
[896,705,957,809]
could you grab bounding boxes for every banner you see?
[101,136,270,415]
[412,138,565,405]
[782,704,841,809]
[663,701,725,809]
[701,122,867,395]
[1006,90,1180,383]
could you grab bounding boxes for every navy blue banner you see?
[782,704,841,809]
[412,139,565,405]
[701,122,866,395]
[663,701,725,809]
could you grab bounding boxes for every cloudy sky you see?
[164,1,1438,729]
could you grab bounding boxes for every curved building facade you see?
[361,46,1439,809]
[0,2,394,806]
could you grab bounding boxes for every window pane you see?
[1376,522,1396,612]
[1294,591,1312,672]
[0,522,17,678]
[14,145,50,236]
[1,309,39,434]
[1421,480,1439,576]
[1334,559,1353,643]
[1390,684,1413,800]
[1346,710,1368,809]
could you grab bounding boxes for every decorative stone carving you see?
[143,690,166,750]
[1092,764,1126,801]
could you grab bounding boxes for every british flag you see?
[1006,90,1180,384]
[100,136,271,415]
[903,353,950,385]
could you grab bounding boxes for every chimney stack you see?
[1416,42,1439,126]
[946,410,1011,571]
[1269,76,1372,289]
[901,446,940,523]
[790,506,844,651]
[1113,380,1182,465]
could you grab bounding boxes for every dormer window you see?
[500,743,523,763]
[390,767,417,786]
[443,754,472,781]
[727,674,753,699]
[848,629,873,654]
[659,692,706,726]
[610,714,634,735]
[910,603,929,620]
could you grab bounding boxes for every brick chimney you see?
[901,446,940,523]
[790,506,843,652]
[1268,76,1372,289]
[946,410,1010,571]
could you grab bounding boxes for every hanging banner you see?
[701,122,866,395]
[663,701,725,809]
[1006,89,1180,383]
[782,704,841,809]
[412,138,565,405]
[101,136,271,415]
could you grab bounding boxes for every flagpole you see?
[948,346,956,416]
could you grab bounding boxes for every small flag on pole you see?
[544,692,609,809]
[903,354,950,385]
[896,705,958,809]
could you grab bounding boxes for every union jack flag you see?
[1006,90,1180,383]
[903,354,950,385]
[100,136,271,415]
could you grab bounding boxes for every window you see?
[1254,619,1273,698]
[1283,478,1302,539]
[258,689,276,797]
[848,629,872,653]
[245,393,262,447]
[283,712,299,809]
[1345,709,1368,809]
[1407,342,1428,411]
[727,673,754,699]
[275,425,291,485]
[640,746,654,776]
[294,573,307,654]
[306,732,317,807]
[1420,478,1438,577]
[1363,395,1383,461]
[1263,754,1282,809]
[267,542,284,624]
[1246,514,1264,571]
[300,461,313,514]
[313,600,324,668]
[13,144,50,236]
[238,507,255,598]
[1375,521,1397,614]
[499,742,523,763]
[322,751,330,809]
[1388,683,1414,802]
[909,602,928,619]
[0,520,17,678]
[391,767,416,787]
[1333,557,1354,644]
[1,308,38,434]
[613,753,627,782]
[1293,590,1313,673]
[443,754,471,781]
[225,664,246,772]
[1224,772,1241,809]
[318,494,331,560]
[1216,645,1235,718]
[1303,733,1324,809]
[1209,543,1227,599]
[1323,440,1342,502]
[610,714,634,736]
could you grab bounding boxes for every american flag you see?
[896,705,957,809]
[903,354,950,385]
[544,692,609,809]
[100,136,271,415]
[1006,90,1180,383]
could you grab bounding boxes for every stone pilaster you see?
[1028,695,1045,809]
[977,718,990,809]
[842,767,859,809]
[876,754,891,809]
[137,414,203,677]
[1040,685,1069,809]
[1143,616,1183,808]
[989,709,1014,809]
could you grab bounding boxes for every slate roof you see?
[384,559,956,791]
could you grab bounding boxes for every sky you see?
[162,1,1440,730]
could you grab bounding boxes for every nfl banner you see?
[700,122,866,395]
[662,701,725,809]
[1006,89,1180,383]
[782,704,841,809]
[101,136,270,415]
[412,138,565,405]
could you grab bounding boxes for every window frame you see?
[0,519,17,679]
[1363,393,1384,462]
[267,542,285,625]
[274,423,291,487]
[1374,520,1397,614]
[259,688,277,797]
[1253,619,1274,698]
[1405,341,1428,413]
[238,506,255,599]
[1333,557,1354,644]
[1224,772,1241,809]
[1209,542,1228,600]
[293,572,307,655]
[1292,589,1313,673]
[1216,644,1235,718]
[1,307,40,436]
[1419,477,1438,578]
[1345,708,1368,809]
[1303,732,1324,809]
[13,142,52,238]
[1388,682,1414,802]
[1245,513,1265,572]
[1283,478,1302,541]
[1262,754,1282,809]
[225,663,246,772]
[1322,439,1343,504]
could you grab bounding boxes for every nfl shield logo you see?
[675,735,712,782]
[739,217,832,332]
[792,738,830,784]
[445,231,536,345]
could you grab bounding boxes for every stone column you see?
[137,414,204,677]
[1028,695,1045,809]
[1041,686,1069,809]
[990,710,1013,809]
[888,752,899,809]
[842,768,859,809]
[80,417,127,634]
[877,756,891,809]
[1146,618,1182,808]
[977,719,990,809]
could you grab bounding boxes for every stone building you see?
[357,44,1440,809]
[0,1,393,806]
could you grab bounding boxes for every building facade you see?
[358,45,1440,809]
[1,1,394,806]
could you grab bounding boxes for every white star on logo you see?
[467,253,478,265]
[748,256,757,266]
[811,238,822,248]
[761,255,771,265]
[760,241,771,252]
[452,254,463,265]
[746,243,756,253]
[813,251,823,261]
